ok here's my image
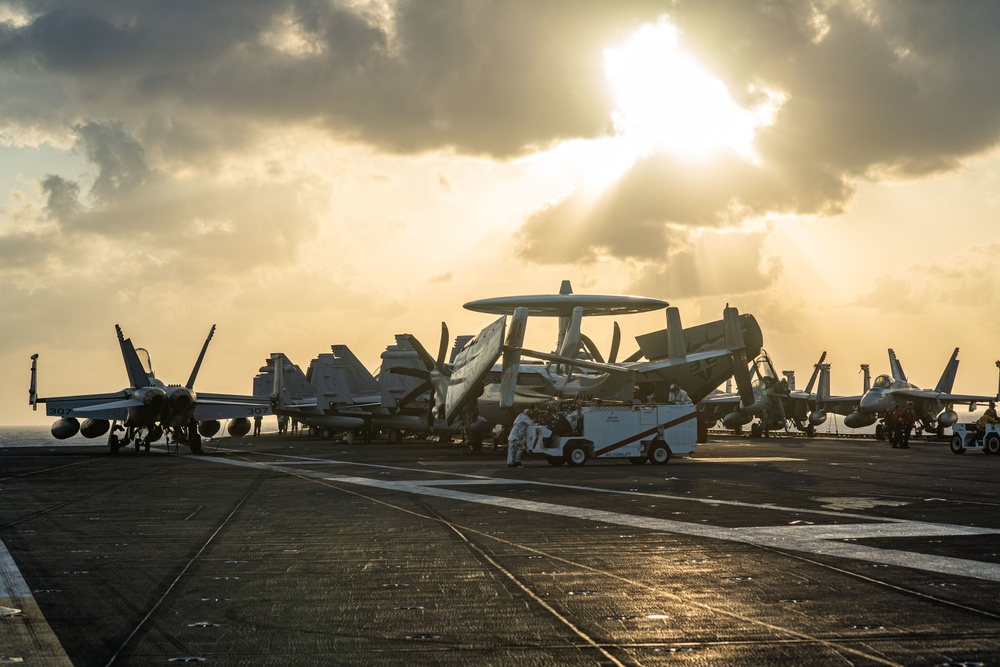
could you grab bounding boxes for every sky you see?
[2,0,1000,426]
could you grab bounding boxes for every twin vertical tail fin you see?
[887,348,907,383]
[186,325,216,390]
[29,353,38,410]
[934,347,960,393]
[117,324,155,388]
[804,351,828,395]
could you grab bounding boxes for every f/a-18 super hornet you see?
[699,351,833,437]
[844,348,999,439]
[30,325,271,454]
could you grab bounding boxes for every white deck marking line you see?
[199,456,1000,582]
[0,538,74,664]
[0,539,31,598]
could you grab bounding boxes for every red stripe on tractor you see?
[594,411,698,457]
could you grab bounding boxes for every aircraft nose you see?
[859,391,881,412]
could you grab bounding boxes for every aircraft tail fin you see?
[330,344,380,395]
[117,325,155,388]
[666,307,687,359]
[815,363,831,402]
[186,324,216,389]
[29,353,38,410]
[268,353,316,409]
[934,347,960,393]
[888,348,907,382]
[804,351,828,395]
[557,306,584,358]
[501,307,529,409]
[723,305,756,407]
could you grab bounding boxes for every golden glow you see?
[604,19,780,161]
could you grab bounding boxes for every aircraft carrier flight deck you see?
[2,432,999,666]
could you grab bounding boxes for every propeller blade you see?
[401,333,436,372]
[579,333,605,363]
[437,322,449,367]
[386,366,429,380]
[609,322,621,364]
[622,349,643,363]
[396,380,433,409]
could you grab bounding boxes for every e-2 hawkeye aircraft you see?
[29,324,271,454]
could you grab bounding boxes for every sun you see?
[604,19,781,161]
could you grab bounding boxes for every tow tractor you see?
[949,422,1000,455]
[526,404,698,466]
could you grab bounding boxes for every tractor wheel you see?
[565,444,588,466]
[648,442,671,465]
[984,433,1000,455]
[949,434,966,455]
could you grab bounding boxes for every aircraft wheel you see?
[648,442,671,465]
[984,433,1000,455]
[750,423,762,438]
[388,429,403,444]
[949,434,966,455]
[565,444,588,466]
[875,424,885,440]
[628,457,647,465]
[545,455,566,466]
[321,427,333,439]
[806,424,815,438]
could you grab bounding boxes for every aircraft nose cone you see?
[859,391,881,412]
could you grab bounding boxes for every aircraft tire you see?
[750,423,762,438]
[565,444,588,466]
[875,424,885,440]
[388,430,403,444]
[806,424,815,438]
[984,433,1000,455]
[648,442,671,465]
[545,455,565,466]
[628,457,646,465]
[949,434,966,455]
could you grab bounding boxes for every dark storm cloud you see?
[0,0,663,156]
[3,0,1000,302]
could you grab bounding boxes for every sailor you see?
[566,402,584,435]
[976,400,999,431]
[893,402,915,449]
[667,383,692,405]
[507,406,537,468]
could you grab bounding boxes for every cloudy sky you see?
[3,0,999,425]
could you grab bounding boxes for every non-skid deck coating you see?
[2,434,999,666]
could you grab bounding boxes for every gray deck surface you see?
[2,433,999,666]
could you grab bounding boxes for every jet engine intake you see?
[52,417,80,439]
[80,419,110,438]
[722,411,753,429]
[227,417,251,438]
[198,420,221,438]
[843,410,876,429]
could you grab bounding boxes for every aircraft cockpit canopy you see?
[873,374,893,390]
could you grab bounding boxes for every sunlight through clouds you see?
[604,18,782,162]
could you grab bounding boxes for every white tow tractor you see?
[526,404,698,466]
[949,422,1000,455]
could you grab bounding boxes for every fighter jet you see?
[30,324,271,454]
[848,348,998,439]
[699,351,833,437]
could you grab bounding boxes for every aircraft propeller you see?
[390,322,452,428]
[579,321,622,364]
